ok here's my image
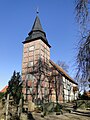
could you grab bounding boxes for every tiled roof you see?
[50,60,78,85]
[0,86,8,93]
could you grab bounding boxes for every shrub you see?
[54,103,62,112]
[0,92,4,99]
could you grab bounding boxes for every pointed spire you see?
[23,15,51,48]
[30,8,43,32]
[31,15,44,32]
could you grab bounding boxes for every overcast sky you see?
[0,0,79,90]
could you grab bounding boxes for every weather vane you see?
[36,7,39,15]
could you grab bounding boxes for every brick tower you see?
[22,15,51,103]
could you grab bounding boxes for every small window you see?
[26,74,30,80]
[63,77,65,83]
[28,46,34,51]
[26,74,34,80]
[28,61,33,67]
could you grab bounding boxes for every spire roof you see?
[31,15,43,32]
[23,15,51,48]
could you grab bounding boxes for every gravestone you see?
[28,101,35,112]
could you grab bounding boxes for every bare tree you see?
[75,0,90,91]
[75,0,89,26]
[57,60,69,73]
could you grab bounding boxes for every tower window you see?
[28,61,33,67]
[26,74,34,80]
[28,46,34,51]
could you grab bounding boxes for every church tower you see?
[22,14,78,104]
[22,15,51,102]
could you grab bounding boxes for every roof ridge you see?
[49,60,78,85]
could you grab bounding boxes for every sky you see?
[0,0,79,91]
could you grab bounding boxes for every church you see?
[22,14,78,104]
